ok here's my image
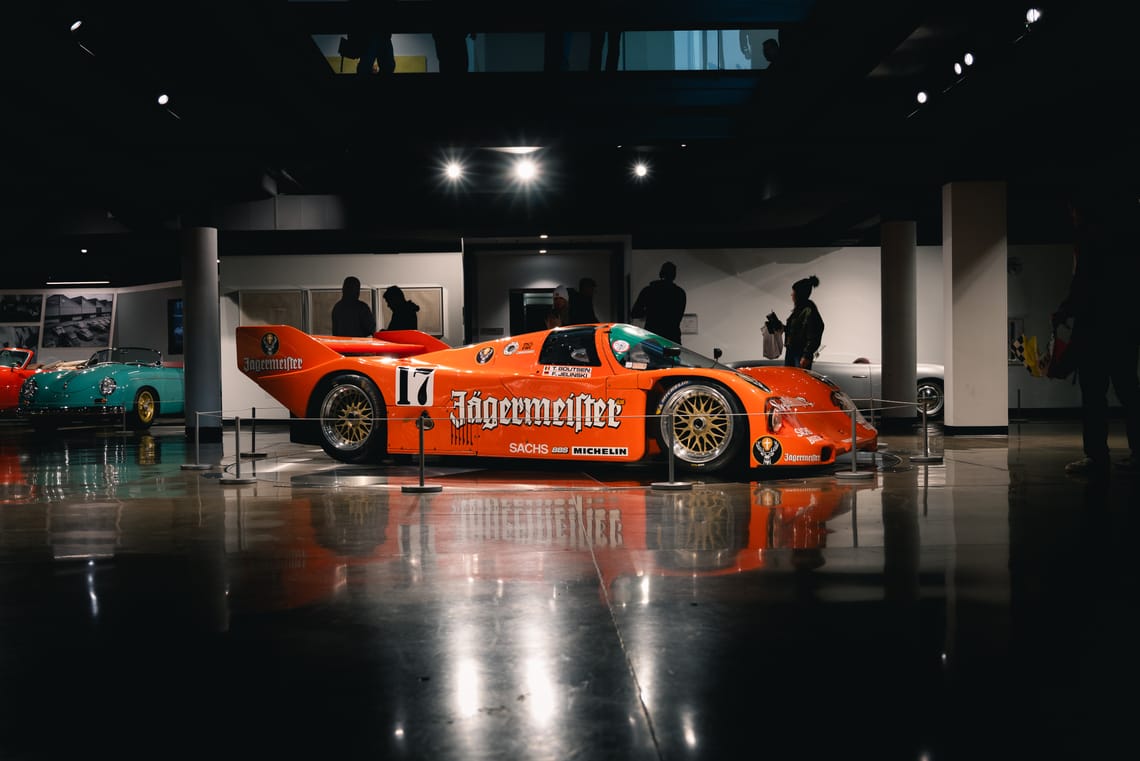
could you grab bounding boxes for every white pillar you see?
[942,182,1009,432]
[881,220,918,423]
[181,227,223,442]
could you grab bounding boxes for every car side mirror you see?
[713,347,723,361]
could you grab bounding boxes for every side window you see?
[538,327,601,366]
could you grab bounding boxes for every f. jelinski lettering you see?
[243,356,303,372]
[449,390,623,433]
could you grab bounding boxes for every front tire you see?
[128,388,157,430]
[917,379,944,418]
[313,374,387,464]
[655,380,745,473]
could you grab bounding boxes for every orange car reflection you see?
[230,479,878,612]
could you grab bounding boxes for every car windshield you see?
[88,348,162,366]
[607,324,722,370]
[0,349,31,368]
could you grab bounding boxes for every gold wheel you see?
[658,381,743,472]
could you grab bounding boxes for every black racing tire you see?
[311,373,387,464]
[654,380,746,473]
[917,379,944,419]
[127,387,158,430]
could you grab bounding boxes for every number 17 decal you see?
[396,367,435,406]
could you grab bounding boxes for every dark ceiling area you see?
[6,0,1137,287]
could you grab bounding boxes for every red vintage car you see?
[0,347,41,414]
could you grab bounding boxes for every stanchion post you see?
[181,410,211,470]
[652,410,693,491]
[241,406,268,459]
[403,411,442,493]
[221,416,257,485]
[911,397,943,464]
[836,407,874,480]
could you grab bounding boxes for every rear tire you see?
[655,380,745,473]
[312,374,387,464]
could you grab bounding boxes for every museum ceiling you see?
[5,1,1136,286]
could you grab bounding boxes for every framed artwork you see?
[379,286,444,337]
[238,290,304,329]
[0,325,41,352]
[0,294,44,323]
[41,293,114,348]
[309,288,375,336]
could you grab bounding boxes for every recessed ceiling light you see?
[487,146,541,155]
[538,249,548,254]
[80,248,88,254]
[633,162,649,178]
[514,158,538,181]
[70,20,83,32]
[157,93,170,105]
[916,91,928,104]
[444,161,463,180]
[963,52,974,66]
[1026,8,1043,25]
[539,234,548,239]
[954,62,963,76]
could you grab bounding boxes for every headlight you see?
[20,378,37,403]
[100,377,117,395]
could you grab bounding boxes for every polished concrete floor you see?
[0,418,1136,760]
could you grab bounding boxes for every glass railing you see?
[314,29,780,74]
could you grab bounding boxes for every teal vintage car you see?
[18,347,184,432]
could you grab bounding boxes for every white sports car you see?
[726,357,945,418]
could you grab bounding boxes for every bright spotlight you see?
[1026,8,1043,25]
[445,161,463,180]
[916,91,928,104]
[70,20,83,32]
[514,158,538,182]
[633,162,649,178]
[963,52,975,66]
[954,62,963,76]
[157,93,170,105]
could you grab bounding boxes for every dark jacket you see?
[784,299,824,359]
[331,298,376,337]
[567,288,598,325]
[631,279,686,343]
[387,300,420,330]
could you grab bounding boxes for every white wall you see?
[631,246,945,364]
[220,252,464,417]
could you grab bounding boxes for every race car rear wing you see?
[314,330,450,357]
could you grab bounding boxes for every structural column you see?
[942,182,1008,433]
[880,220,918,424]
[181,227,223,442]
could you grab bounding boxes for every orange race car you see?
[235,323,877,473]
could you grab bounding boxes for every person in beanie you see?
[783,275,824,369]
[631,261,686,343]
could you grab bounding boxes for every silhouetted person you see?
[349,0,395,76]
[331,276,376,337]
[1057,187,1140,476]
[762,38,781,70]
[631,261,686,343]
[567,277,599,325]
[544,308,563,330]
[432,1,473,74]
[783,275,823,370]
[383,285,420,330]
[551,285,570,326]
[740,31,779,70]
